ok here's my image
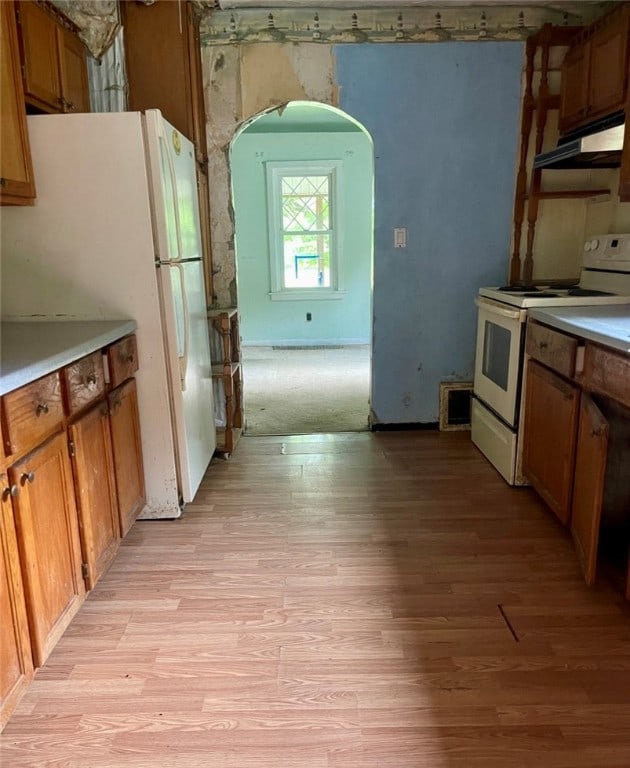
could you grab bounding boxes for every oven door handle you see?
[475,296,527,321]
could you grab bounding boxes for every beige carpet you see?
[241,345,370,435]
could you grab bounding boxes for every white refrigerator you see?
[1,110,216,518]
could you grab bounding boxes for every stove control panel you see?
[583,233,630,272]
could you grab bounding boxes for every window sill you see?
[268,290,346,302]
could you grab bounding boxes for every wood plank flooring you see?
[2,431,630,767]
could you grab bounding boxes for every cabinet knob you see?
[20,472,35,485]
[124,353,134,364]
[36,403,49,416]
[2,485,19,501]
[539,341,548,350]
[86,372,97,388]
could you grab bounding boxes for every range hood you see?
[533,120,625,170]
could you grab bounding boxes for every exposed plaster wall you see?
[202,43,336,307]
[51,0,119,58]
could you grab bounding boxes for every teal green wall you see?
[231,129,373,345]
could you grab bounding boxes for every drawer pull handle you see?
[36,403,49,416]
[539,341,548,350]
[2,485,19,501]
[124,354,134,364]
[20,472,35,485]
[86,372,97,388]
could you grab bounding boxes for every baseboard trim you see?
[242,339,370,347]
[370,422,439,432]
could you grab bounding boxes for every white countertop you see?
[527,305,630,355]
[0,320,137,396]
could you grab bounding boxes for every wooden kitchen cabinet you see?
[583,342,630,409]
[122,0,214,305]
[521,359,580,526]
[558,42,590,133]
[16,0,90,114]
[56,22,90,113]
[570,395,609,586]
[0,0,35,205]
[108,378,145,537]
[122,0,207,163]
[9,431,85,668]
[0,472,33,731]
[68,404,120,591]
[558,4,629,135]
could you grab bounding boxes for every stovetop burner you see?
[566,288,613,297]
[497,285,537,292]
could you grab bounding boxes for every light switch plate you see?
[394,227,407,248]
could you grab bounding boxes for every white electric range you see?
[471,233,630,485]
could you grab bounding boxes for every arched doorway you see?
[230,101,374,435]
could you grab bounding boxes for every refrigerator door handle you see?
[158,133,183,261]
[171,263,190,390]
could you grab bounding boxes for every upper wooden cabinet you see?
[558,4,630,135]
[122,0,207,164]
[0,1,35,205]
[16,0,90,114]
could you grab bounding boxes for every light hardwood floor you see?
[2,431,630,767]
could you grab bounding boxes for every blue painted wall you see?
[335,42,523,423]
[231,128,373,345]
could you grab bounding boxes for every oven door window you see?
[482,321,511,391]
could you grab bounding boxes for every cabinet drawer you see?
[63,351,105,416]
[106,335,138,388]
[583,343,630,408]
[2,372,64,456]
[526,322,578,379]
[2,371,64,454]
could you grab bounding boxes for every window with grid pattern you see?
[267,161,342,299]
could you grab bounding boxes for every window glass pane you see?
[283,233,330,288]
[282,175,330,231]
[482,321,511,391]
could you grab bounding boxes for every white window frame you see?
[266,160,345,301]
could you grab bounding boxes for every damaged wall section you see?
[202,43,336,308]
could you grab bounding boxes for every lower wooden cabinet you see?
[109,379,145,537]
[9,431,85,667]
[522,359,580,526]
[1,475,33,730]
[0,332,146,729]
[570,395,609,586]
[68,403,120,591]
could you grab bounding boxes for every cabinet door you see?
[0,474,33,730]
[122,0,195,146]
[587,11,629,122]
[9,432,85,667]
[571,396,609,586]
[17,0,61,112]
[57,24,90,113]
[559,41,590,134]
[0,1,35,204]
[108,379,146,537]
[522,360,580,525]
[68,404,120,591]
